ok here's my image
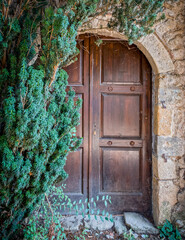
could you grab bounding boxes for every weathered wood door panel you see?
[61,36,89,206]
[63,35,151,214]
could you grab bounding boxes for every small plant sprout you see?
[123,229,136,240]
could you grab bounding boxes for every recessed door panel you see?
[101,42,141,84]
[64,148,83,193]
[101,94,141,138]
[101,148,141,192]
[65,41,84,86]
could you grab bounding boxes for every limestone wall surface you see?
[79,0,185,235]
[154,0,185,236]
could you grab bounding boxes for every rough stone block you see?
[154,136,184,157]
[172,49,185,60]
[172,107,185,138]
[168,35,185,50]
[153,106,172,136]
[124,212,159,234]
[152,155,177,180]
[156,88,183,108]
[61,215,83,231]
[155,18,177,39]
[174,61,185,75]
[177,189,185,203]
[113,216,127,235]
[84,215,114,231]
[179,169,185,188]
[138,33,174,74]
[152,178,178,224]
[156,74,185,90]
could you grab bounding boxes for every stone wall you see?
[79,0,185,235]
[153,0,185,236]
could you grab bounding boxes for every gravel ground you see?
[63,225,161,240]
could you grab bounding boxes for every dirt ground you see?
[63,225,161,240]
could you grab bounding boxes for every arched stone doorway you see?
[62,23,177,225]
[76,26,176,226]
[63,34,153,217]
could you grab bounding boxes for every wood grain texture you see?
[101,41,141,84]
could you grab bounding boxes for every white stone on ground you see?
[84,215,114,231]
[113,216,127,235]
[124,212,159,234]
[141,234,149,238]
[61,215,83,231]
[106,234,114,239]
[133,233,139,238]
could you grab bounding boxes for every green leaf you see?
[100,216,104,222]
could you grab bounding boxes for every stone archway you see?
[78,28,174,74]
[78,25,177,226]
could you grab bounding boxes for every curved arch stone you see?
[137,34,174,74]
[78,28,174,74]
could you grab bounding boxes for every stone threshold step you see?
[61,212,159,235]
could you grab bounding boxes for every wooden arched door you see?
[63,35,152,215]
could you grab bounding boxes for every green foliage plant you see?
[0,0,172,238]
[74,229,89,240]
[123,229,136,240]
[108,0,166,44]
[23,184,113,240]
[158,220,182,240]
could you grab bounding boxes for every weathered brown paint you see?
[63,35,152,215]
